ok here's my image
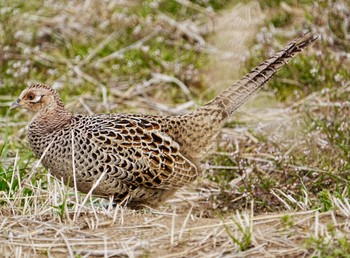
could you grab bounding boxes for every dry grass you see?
[1,0,350,257]
[1,175,350,257]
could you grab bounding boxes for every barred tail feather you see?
[198,31,319,117]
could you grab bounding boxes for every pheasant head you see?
[10,84,67,112]
[11,84,72,131]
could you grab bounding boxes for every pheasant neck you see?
[33,104,73,133]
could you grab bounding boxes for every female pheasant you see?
[11,32,318,208]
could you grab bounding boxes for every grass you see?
[1,0,350,257]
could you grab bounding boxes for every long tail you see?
[197,31,319,118]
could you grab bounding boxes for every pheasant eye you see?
[27,93,35,100]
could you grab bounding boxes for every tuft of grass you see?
[305,234,350,257]
[222,212,252,252]
[280,214,294,228]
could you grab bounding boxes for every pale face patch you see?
[17,89,48,111]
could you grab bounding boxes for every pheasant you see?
[11,32,318,208]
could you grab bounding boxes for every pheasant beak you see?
[10,99,21,110]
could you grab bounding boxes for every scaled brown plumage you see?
[11,32,318,208]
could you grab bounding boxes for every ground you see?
[1,0,350,257]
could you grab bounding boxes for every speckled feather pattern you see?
[22,32,318,208]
